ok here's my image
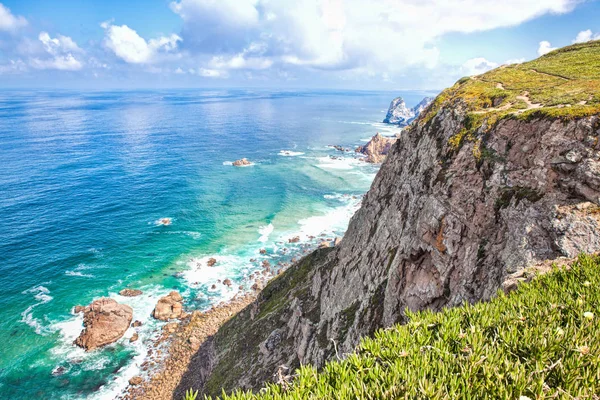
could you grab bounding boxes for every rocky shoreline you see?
[118,293,257,400]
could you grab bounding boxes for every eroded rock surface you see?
[74,298,133,351]
[152,291,183,321]
[356,133,396,163]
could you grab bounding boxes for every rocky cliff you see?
[174,41,600,398]
[383,96,433,125]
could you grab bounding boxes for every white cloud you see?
[39,32,82,55]
[0,3,27,33]
[505,58,526,65]
[102,22,182,64]
[572,29,600,44]
[198,68,227,78]
[30,54,83,71]
[0,59,26,74]
[170,0,578,75]
[538,40,557,56]
[30,32,83,71]
[461,57,498,76]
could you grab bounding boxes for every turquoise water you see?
[0,89,433,399]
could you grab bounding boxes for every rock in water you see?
[232,158,251,166]
[383,96,434,125]
[412,96,434,116]
[383,97,413,125]
[119,289,143,297]
[356,133,396,163]
[152,291,184,321]
[74,298,133,351]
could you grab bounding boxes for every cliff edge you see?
[174,40,600,398]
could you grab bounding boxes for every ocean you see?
[0,89,434,399]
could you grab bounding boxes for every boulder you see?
[129,376,143,386]
[288,236,300,243]
[130,332,139,343]
[119,289,143,297]
[223,279,232,287]
[207,257,217,267]
[132,320,142,328]
[232,158,251,166]
[318,241,331,249]
[74,298,133,351]
[152,291,183,321]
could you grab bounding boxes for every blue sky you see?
[0,0,598,90]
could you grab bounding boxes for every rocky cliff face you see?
[383,96,433,125]
[174,41,600,398]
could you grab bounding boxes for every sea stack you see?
[383,96,434,125]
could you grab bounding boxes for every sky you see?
[0,0,599,90]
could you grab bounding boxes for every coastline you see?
[119,293,258,400]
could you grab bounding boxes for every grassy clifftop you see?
[421,40,600,128]
[192,254,600,400]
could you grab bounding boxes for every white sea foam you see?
[65,263,97,278]
[314,156,362,170]
[21,285,53,335]
[278,150,305,157]
[222,161,233,166]
[296,197,361,239]
[258,223,274,242]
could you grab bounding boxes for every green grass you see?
[419,40,600,138]
[201,254,600,399]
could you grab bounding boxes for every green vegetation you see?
[420,40,600,146]
[201,254,600,399]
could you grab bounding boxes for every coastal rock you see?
[334,237,342,247]
[288,236,300,243]
[356,133,396,163]
[152,291,183,321]
[119,289,143,297]
[232,158,251,167]
[207,258,217,267]
[73,298,133,351]
[318,241,330,249]
[129,376,143,386]
[130,332,139,343]
[383,96,434,125]
[73,305,85,314]
[223,279,232,287]
[132,320,142,328]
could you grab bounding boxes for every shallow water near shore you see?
[0,89,434,399]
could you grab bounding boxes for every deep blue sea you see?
[0,89,434,399]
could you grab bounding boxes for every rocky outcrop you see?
[383,96,433,125]
[152,291,184,321]
[232,158,252,166]
[74,298,133,351]
[119,289,143,297]
[356,133,396,163]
